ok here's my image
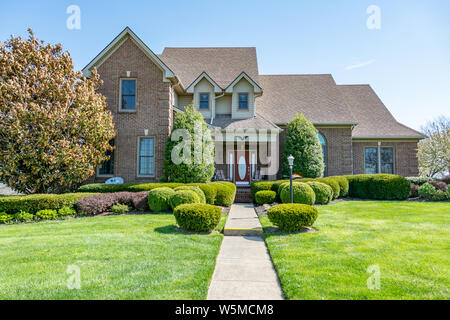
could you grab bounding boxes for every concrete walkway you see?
[207,203,284,300]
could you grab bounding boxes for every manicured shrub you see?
[211,182,236,207]
[419,183,450,201]
[255,190,277,205]
[251,181,273,198]
[429,180,448,193]
[189,184,217,205]
[58,206,76,217]
[345,174,411,200]
[329,176,349,197]
[129,191,151,211]
[0,212,14,224]
[317,177,340,200]
[35,209,58,220]
[148,188,176,213]
[442,174,450,185]
[282,114,324,178]
[111,204,130,214]
[15,210,34,222]
[410,184,419,198]
[279,182,315,205]
[127,183,185,192]
[267,203,318,232]
[169,190,201,210]
[173,204,222,232]
[0,193,95,214]
[77,182,184,193]
[77,191,145,215]
[174,186,206,203]
[306,182,333,204]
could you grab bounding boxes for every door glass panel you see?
[238,155,246,180]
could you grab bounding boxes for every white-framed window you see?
[199,93,209,109]
[137,137,155,177]
[119,79,136,110]
[238,93,248,109]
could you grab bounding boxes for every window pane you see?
[122,80,136,95]
[381,147,394,174]
[239,94,248,109]
[364,147,378,174]
[139,138,154,176]
[200,94,209,109]
[140,138,154,156]
[121,95,136,110]
[139,157,154,176]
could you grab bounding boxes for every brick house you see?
[83,27,424,185]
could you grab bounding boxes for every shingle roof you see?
[206,114,280,131]
[255,74,357,125]
[158,47,259,89]
[338,85,425,139]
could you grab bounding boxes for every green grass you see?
[0,214,226,300]
[260,201,450,300]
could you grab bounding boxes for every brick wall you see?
[352,141,419,177]
[90,37,172,183]
[277,126,353,177]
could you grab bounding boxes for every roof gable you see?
[338,85,425,139]
[82,27,175,81]
[186,72,222,93]
[158,47,259,89]
[225,72,262,93]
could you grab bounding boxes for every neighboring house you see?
[83,27,425,186]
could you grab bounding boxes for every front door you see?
[235,151,250,186]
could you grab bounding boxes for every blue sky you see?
[1,0,449,131]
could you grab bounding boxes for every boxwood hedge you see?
[255,190,277,205]
[279,182,315,205]
[174,203,222,232]
[267,203,318,232]
[344,174,411,200]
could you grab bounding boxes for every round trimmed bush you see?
[255,190,277,205]
[175,186,206,203]
[174,203,222,232]
[211,182,236,207]
[189,183,217,204]
[267,203,318,232]
[147,187,176,212]
[429,180,448,193]
[35,209,58,220]
[169,190,201,210]
[111,204,130,214]
[410,183,419,198]
[317,178,340,199]
[329,176,349,197]
[279,182,315,205]
[251,181,273,198]
[58,206,76,217]
[306,181,333,204]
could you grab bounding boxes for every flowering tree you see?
[0,29,115,194]
[418,116,450,177]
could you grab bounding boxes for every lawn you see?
[0,214,226,300]
[260,201,450,300]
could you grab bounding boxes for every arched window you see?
[318,133,327,177]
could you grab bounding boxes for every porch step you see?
[235,187,253,203]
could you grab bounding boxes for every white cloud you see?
[345,59,376,70]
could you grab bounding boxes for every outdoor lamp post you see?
[288,155,295,203]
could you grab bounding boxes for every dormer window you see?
[200,93,209,109]
[239,93,248,109]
